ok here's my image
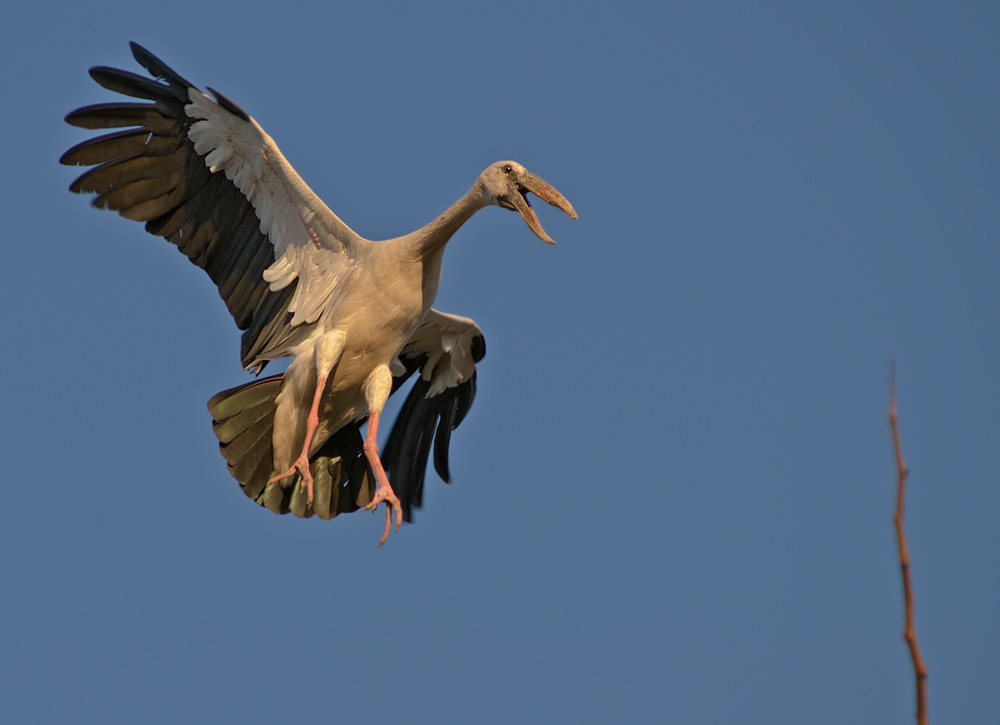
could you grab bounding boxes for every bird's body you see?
[278,238,434,463]
[62,43,576,543]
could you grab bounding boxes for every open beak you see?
[511,171,578,244]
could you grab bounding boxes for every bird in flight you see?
[61,43,577,544]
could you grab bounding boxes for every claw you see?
[269,457,314,503]
[364,484,403,545]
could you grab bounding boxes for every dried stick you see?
[889,357,929,725]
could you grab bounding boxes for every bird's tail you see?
[207,376,374,519]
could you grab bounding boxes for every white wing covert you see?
[185,87,361,328]
[399,310,484,397]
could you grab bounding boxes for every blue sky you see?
[3,1,998,722]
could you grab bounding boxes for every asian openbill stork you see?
[60,43,576,544]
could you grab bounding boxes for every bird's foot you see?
[268,457,314,503]
[364,484,403,546]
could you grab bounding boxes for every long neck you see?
[412,182,487,260]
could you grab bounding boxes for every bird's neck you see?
[413,182,487,260]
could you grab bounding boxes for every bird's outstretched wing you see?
[380,309,486,521]
[61,42,366,372]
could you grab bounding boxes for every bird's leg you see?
[268,330,346,503]
[360,364,403,545]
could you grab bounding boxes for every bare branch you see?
[890,355,929,725]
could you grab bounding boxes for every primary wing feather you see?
[61,42,367,372]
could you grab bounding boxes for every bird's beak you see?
[512,171,578,244]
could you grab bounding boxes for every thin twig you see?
[889,355,929,725]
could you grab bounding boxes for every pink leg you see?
[267,368,329,503]
[362,407,404,545]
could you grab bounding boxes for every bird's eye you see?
[502,164,513,174]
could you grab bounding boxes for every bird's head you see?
[479,161,577,244]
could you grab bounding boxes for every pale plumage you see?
[62,43,576,543]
